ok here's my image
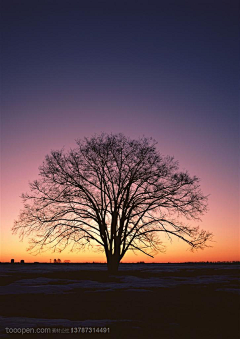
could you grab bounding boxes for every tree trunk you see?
[107,254,120,274]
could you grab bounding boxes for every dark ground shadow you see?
[0,263,239,338]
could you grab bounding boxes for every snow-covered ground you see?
[0,263,239,294]
[0,264,239,338]
[0,262,237,274]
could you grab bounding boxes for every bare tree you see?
[13,133,212,273]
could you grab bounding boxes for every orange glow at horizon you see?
[1,155,239,264]
[1,215,239,264]
[1,118,239,265]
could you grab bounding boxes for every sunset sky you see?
[1,0,239,263]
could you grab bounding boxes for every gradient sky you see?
[1,0,239,263]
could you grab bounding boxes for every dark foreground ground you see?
[0,263,239,338]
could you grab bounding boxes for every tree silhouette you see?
[13,133,212,273]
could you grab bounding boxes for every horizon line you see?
[1,260,239,264]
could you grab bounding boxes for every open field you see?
[0,263,239,338]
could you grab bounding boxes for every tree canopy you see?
[13,133,212,272]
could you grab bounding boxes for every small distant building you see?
[11,259,14,264]
[20,260,25,264]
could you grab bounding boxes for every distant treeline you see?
[129,261,240,265]
[0,261,239,265]
[165,261,240,265]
